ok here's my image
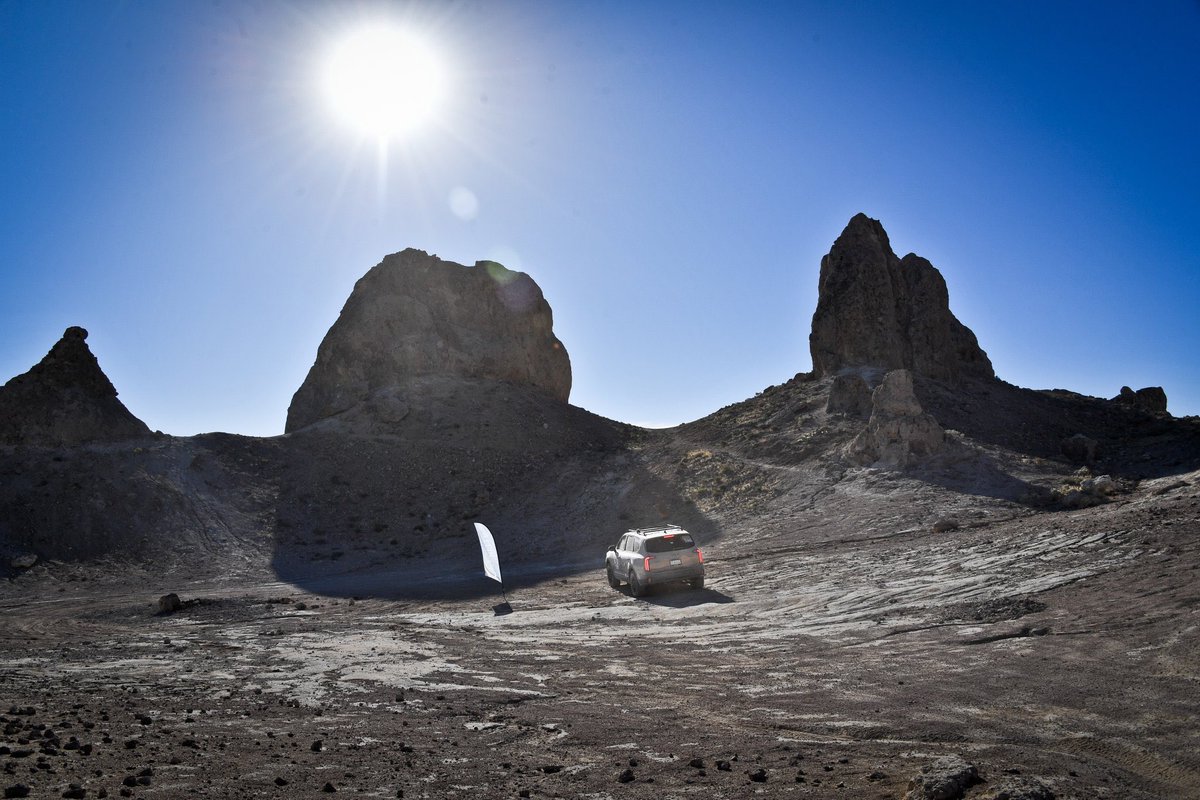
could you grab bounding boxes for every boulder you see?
[286,250,571,432]
[0,327,151,446]
[157,593,182,615]
[903,755,980,800]
[1060,434,1098,464]
[809,214,993,383]
[1082,475,1116,496]
[848,370,944,468]
[1112,385,1168,415]
[9,554,37,570]
[826,372,872,417]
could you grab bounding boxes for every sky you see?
[1,0,1198,436]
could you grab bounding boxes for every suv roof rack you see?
[628,523,684,535]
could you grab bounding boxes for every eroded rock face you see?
[810,214,994,383]
[286,250,572,432]
[0,327,151,446]
[849,369,944,468]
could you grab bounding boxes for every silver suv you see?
[605,525,705,597]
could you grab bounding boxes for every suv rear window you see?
[645,534,695,552]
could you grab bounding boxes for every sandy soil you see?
[3,468,1198,800]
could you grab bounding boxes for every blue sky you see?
[2,1,1197,435]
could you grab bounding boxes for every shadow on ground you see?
[633,586,735,607]
[269,403,723,600]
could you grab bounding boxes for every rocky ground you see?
[2,451,1197,799]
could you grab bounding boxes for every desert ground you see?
[3,454,1197,799]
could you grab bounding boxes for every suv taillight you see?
[696,548,704,563]
[643,556,654,572]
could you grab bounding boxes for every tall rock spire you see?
[0,326,151,445]
[286,249,572,432]
[808,214,994,382]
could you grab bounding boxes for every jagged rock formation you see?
[286,250,572,432]
[810,214,994,383]
[0,327,150,446]
[848,369,944,467]
[1112,386,1168,415]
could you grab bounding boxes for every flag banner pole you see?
[475,522,513,615]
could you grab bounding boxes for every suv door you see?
[621,535,641,575]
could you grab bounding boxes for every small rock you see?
[10,554,37,570]
[617,769,635,783]
[688,758,704,769]
[62,786,86,799]
[749,767,768,782]
[311,739,323,752]
[716,760,732,771]
[157,594,182,615]
[4,786,32,799]
[538,765,562,774]
[274,777,288,786]
[932,518,960,533]
[321,782,336,793]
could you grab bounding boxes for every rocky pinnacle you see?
[809,214,994,382]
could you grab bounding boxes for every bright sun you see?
[322,25,446,140]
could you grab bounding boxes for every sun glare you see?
[322,25,446,140]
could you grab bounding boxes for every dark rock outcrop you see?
[1112,385,1168,415]
[0,327,151,446]
[810,214,993,383]
[286,250,571,432]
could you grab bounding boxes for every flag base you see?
[492,601,513,616]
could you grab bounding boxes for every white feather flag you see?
[473,522,503,584]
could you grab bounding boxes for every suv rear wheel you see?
[628,569,646,598]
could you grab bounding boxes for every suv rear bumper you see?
[644,564,704,585]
